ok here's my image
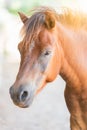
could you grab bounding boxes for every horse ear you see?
[18,12,28,24]
[44,12,55,29]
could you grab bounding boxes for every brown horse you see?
[10,7,87,130]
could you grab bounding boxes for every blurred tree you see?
[4,0,40,15]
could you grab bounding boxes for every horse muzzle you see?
[9,84,35,108]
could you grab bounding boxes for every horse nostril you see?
[20,90,28,102]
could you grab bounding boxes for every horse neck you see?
[57,23,81,87]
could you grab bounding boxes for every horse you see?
[9,6,87,130]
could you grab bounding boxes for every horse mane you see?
[21,6,87,44]
[57,8,87,30]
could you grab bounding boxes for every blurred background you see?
[0,0,87,130]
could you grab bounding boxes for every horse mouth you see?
[12,95,34,108]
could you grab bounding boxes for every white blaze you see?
[29,41,35,53]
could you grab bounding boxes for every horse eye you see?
[44,50,51,56]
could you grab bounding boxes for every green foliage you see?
[6,0,40,15]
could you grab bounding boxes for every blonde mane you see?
[30,7,87,30]
[57,8,87,30]
[21,7,87,44]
